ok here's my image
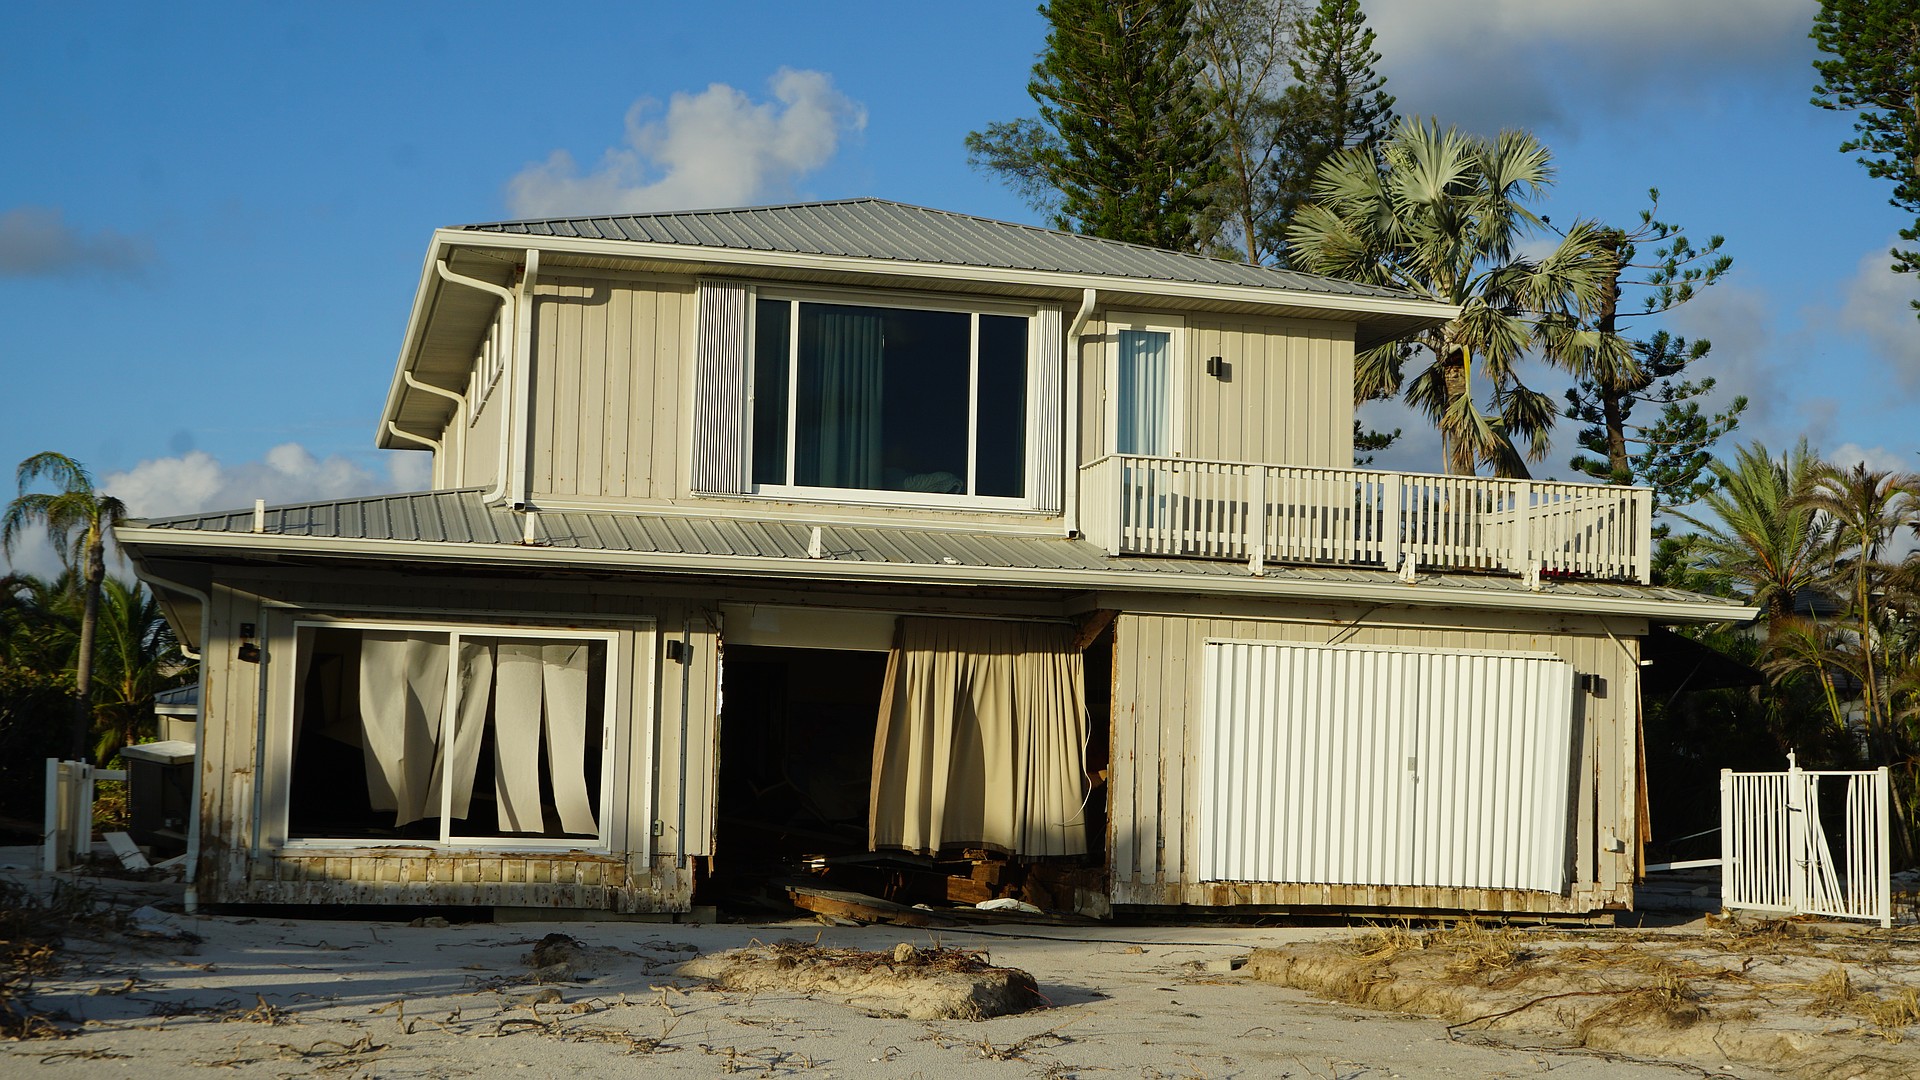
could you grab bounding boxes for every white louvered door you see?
[1198,640,1576,894]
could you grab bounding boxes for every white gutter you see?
[127,566,211,914]
[431,258,519,504]
[400,372,466,487]
[508,249,540,509]
[113,525,1759,624]
[383,422,441,486]
[431,228,1461,325]
[1063,288,1096,538]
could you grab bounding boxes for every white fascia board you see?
[376,235,454,448]
[115,526,1759,625]
[444,230,1460,321]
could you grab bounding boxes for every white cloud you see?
[101,444,428,521]
[0,205,154,278]
[507,68,867,217]
[2,445,432,579]
[1834,243,1920,392]
[1826,442,1915,474]
[1366,0,1813,133]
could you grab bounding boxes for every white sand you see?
[6,906,1780,1078]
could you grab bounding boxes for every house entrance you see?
[710,644,888,898]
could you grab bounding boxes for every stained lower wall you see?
[191,568,719,911]
[1102,593,1647,914]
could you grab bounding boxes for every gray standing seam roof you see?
[127,488,1731,609]
[459,198,1418,302]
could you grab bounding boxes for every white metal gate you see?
[1197,640,1577,893]
[1721,755,1892,927]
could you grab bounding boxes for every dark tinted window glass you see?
[794,303,970,493]
[974,314,1028,497]
[750,299,790,486]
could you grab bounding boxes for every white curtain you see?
[870,618,1089,857]
[1117,328,1172,456]
[357,632,450,828]
[427,640,494,821]
[492,641,599,836]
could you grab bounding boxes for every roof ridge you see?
[460,198,1287,274]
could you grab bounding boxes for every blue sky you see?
[2,0,1912,574]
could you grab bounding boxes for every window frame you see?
[1104,311,1187,459]
[264,613,638,855]
[742,285,1043,510]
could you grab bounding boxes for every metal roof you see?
[122,489,1751,620]
[459,199,1415,302]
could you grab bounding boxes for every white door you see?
[1112,318,1178,457]
[1198,640,1577,893]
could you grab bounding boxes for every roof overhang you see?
[376,228,1459,448]
[115,524,1758,625]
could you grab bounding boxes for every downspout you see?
[508,249,540,509]
[383,422,441,487]
[133,569,211,915]
[1064,288,1097,538]
[400,372,467,487]
[433,258,517,504]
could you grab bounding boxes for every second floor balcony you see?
[1078,455,1653,585]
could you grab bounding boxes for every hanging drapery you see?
[539,643,599,835]
[869,618,1089,857]
[1117,328,1171,456]
[798,306,885,489]
[357,631,449,828]
[493,642,547,833]
[427,640,495,821]
[491,640,600,836]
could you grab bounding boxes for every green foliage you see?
[1675,440,1828,621]
[1551,192,1744,513]
[1287,118,1613,475]
[0,661,73,827]
[968,0,1222,251]
[1351,417,1399,468]
[1263,0,1395,266]
[1811,0,1920,314]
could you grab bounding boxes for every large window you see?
[748,296,1031,503]
[1107,312,1183,457]
[282,621,618,849]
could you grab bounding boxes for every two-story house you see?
[117,199,1752,918]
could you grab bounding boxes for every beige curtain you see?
[357,631,449,828]
[870,618,1089,856]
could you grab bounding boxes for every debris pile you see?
[678,939,1044,1020]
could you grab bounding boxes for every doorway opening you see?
[709,645,888,903]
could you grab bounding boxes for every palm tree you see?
[88,577,188,763]
[1796,461,1920,760]
[2,452,128,762]
[1676,440,1830,624]
[1285,117,1612,475]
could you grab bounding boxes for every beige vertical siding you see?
[1078,313,1356,471]
[192,570,719,911]
[459,380,504,492]
[527,273,694,502]
[1105,598,1644,914]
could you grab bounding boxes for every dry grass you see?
[0,880,124,1040]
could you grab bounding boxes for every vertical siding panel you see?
[627,282,660,498]
[551,286,583,496]
[602,286,632,499]
[1080,319,1106,463]
[529,297,556,496]
[1242,324,1269,463]
[1135,616,1164,887]
[652,287,686,499]
[577,283,609,499]
[1109,614,1138,887]
[1329,328,1355,468]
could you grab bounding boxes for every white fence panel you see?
[1199,641,1576,893]
[1721,756,1892,927]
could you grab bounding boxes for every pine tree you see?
[1263,0,1394,264]
[967,0,1222,251]
[1812,0,1920,316]
[1549,192,1744,514]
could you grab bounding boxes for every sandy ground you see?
[4,898,1801,1080]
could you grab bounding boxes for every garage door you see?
[1197,640,1576,893]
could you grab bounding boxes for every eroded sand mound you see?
[678,940,1043,1020]
[1247,920,1920,1080]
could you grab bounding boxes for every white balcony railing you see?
[1079,455,1652,584]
